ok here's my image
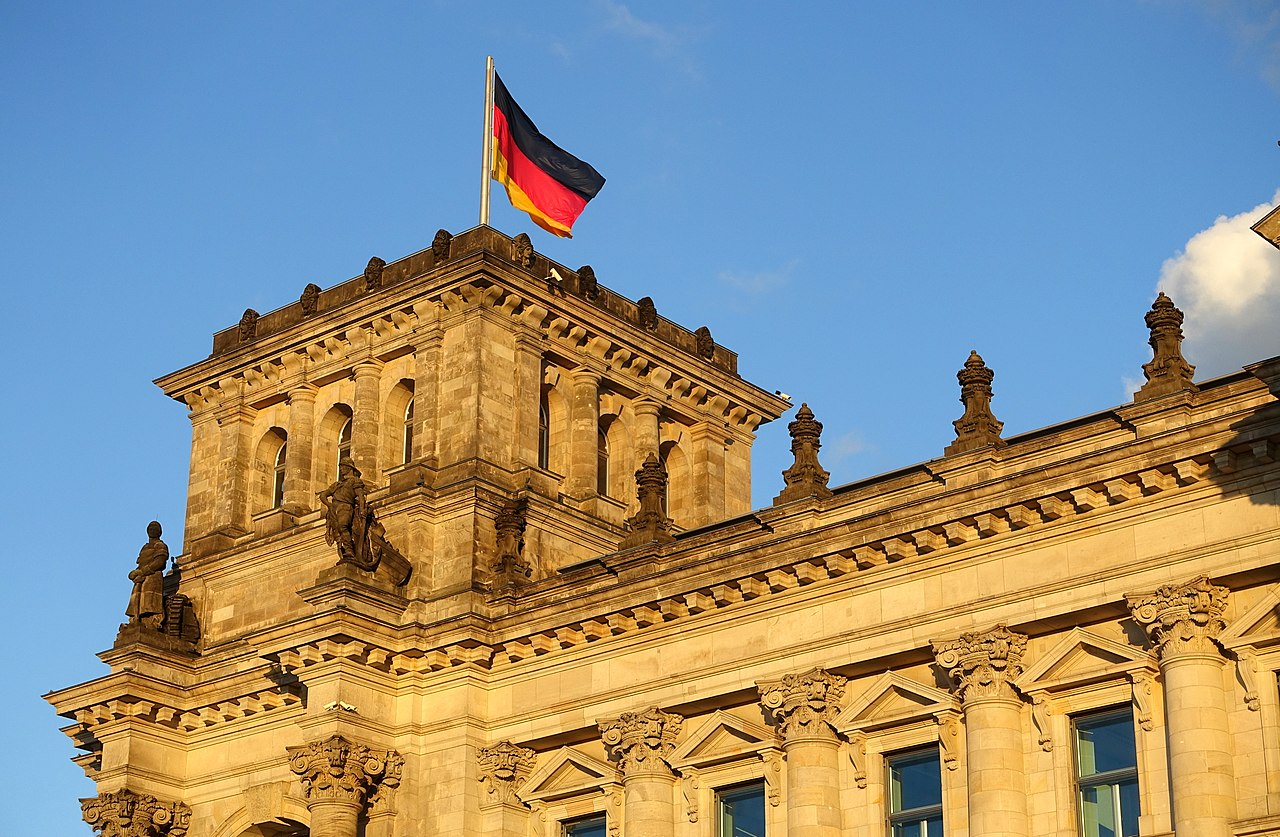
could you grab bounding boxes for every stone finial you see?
[478,741,537,806]
[300,283,321,317]
[512,233,534,268]
[577,265,600,299]
[238,308,259,343]
[945,350,1005,455]
[492,496,531,589]
[81,789,192,837]
[364,256,386,291]
[1135,292,1197,401]
[287,735,402,807]
[1127,575,1228,661]
[694,326,714,359]
[773,403,833,504]
[638,296,659,331]
[932,625,1028,704]
[432,229,452,262]
[620,453,675,549]
[757,668,846,744]
[599,707,683,778]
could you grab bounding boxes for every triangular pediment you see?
[1221,585,1280,649]
[1017,628,1154,692]
[518,747,616,804]
[669,711,778,769]
[835,673,958,733]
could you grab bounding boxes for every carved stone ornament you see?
[364,256,386,291]
[492,495,532,589]
[286,734,402,808]
[512,233,534,268]
[694,326,714,359]
[577,264,599,299]
[932,625,1028,704]
[478,741,537,805]
[619,453,675,549]
[300,283,321,317]
[1127,575,1228,661]
[637,296,659,331]
[757,667,846,743]
[774,403,833,504]
[81,789,192,837]
[599,707,683,778]
[1135,292,1197,401]
[945,350,1005,455]
[238,308,259,343]
[317,456,412,585]
[432,228,452,262]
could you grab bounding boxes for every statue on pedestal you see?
[126,521,169,630]
[318,457,412,585]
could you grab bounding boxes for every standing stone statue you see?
[318,456,412,585]
[126,521,169,630]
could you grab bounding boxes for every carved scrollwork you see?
[932,625,1028,704]
[81,789,192,837]
[599,707,683,778]
[1126,575,1228,661]
[286,734,402,809]
[478,741,537,806]
[757,667,846,744]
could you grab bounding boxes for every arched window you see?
[597,424,610,496]
[337,417,352,479]
[538,398,550,470]
[272,442,287,509]
[403,400,415,465]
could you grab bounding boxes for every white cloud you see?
[718,259,798,296]
[1156,189,1280,377]
[1190,0,1280,92]
[827,430,868,464]
[591,0,700,78]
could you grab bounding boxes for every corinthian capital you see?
[599,707,683,778]
[933,625,1028,704]
[286,734,402,808]
[81,789,191,837]
[478,741,537,805]
[757,667,846,743]
[1127,575,1228,661]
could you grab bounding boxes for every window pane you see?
[563,815,606,837]
[1080,783,1119,837]
[1119,778,1140,837]
[890,750,943,812]
[1076,713,1136,777]
[718,783,765,837]
[891,814,943,837]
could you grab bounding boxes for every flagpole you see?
[479,55,495,227]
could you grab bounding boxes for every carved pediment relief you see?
[518,747,616,805]
[668,711,779,770]
[1220,585,1280,650]
[1016,628,1155,693]
[835,673,958,733]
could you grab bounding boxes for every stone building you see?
[48,224,1280,837]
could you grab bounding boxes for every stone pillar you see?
[411,330,443,464]
[81,789,192,837]
[479,741,537,837]
[933,625,1029,837]
[212,397,256,536]
[599,707,683,837]
[568,366,602,498]
[282,384,318,513]
[632,397,662,465]
[352,360,383,480]
[287,734,402,837]
[512,332,545,470]
[1127,576,1235,837]
[757,668,846,837]
[688,423,726,527]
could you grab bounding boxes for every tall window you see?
[1074,710,1139,837]
[888,748,943,837]
[596,425,610,496]
[538,399,550,470]
[337,417,353,478]
[562,815,606,837]
[717,782,765,837]
[272,442,287,509]
[403,400,415,465]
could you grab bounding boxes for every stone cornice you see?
[1127,575,1230,661]
[598,707,683,778]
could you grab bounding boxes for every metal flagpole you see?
[479,55,495,226]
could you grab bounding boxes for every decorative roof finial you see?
[432,229,452,263]
[1134,292,1197,401]
[945,350,1005,455]
[364,257,386,291]
[774,403,833,504]
[620,453,675,549]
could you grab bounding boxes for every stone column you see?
[512,333,545,470]
[282,383,318,513]
[568,366,602,498]
[599,707,683,837]
[757,668,846,837]
[688,423,726,528]
[479,741,538,837]
[632,397,662,465]
[410,330,443,464]
[81,789,192,837]
[287,734,402,837]
[352,360,384,480]
[933,625,1029,837]
[212,397,256,536]
[1127,576,1235,837]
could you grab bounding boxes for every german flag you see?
[492,74,605,238]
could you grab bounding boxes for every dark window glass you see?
[272,441,287,509]
[718,782,765,837]
[538,399,550,469]
[889,749,943,837]
[337,417,352,478]
[1075,710,1139,837]
[596,425,609,496]
[403,400,414,465]
[562,815,607,837]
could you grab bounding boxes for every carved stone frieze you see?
[774,403,833,504]
[932,625,1028,704]
[286,734,402,808]
[1127,575,1228,661]
[81,789,191,837]
[945,350,1005,455]
[1135,292,1197,401]
[599,707,683,778]
[478,741,537,805]
[757,667,846,743]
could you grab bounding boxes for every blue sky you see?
[4,2,1279,832]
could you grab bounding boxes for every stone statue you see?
[577,265,599,299]
[318,457,412,585]
[364,256,386,291]
[638,296,659,331]
[432,229,452,262]
[127,521,169,630]
[300,283,321,317]
[238,309,259,343]
[694,326,714,359]
[512,233,534,268]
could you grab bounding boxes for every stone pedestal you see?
[758,668,846,837]
[600,707,683,837]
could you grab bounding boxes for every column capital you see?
[1127,575,1228,661]
[932,624,1027,705]
[478,741,537,807]
[287,734,402,809]
[81,789,192,837]
[571,363,605,384]
[599,707,683,779]
[352,358,385,376]
[287,383,320,403]
[757,667,846,744]
[632,397,663,418]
